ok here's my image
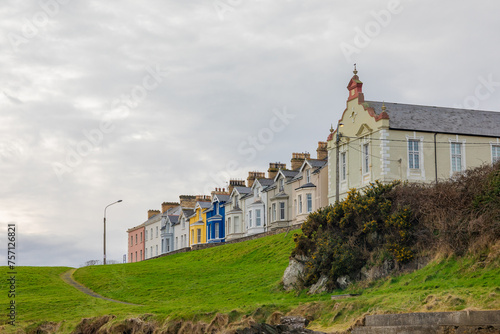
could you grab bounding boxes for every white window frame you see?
[156,226,158,238]
[227,217,231,234]
[234,216,240,233]
[341,151,347,181]
[256,209,261,226]
[145,230,148,241]
[279,178,284,192]
[449,138,466,175]
[306,169,311,183]
[298,195,302,214]
[272,203,276,222]
[362,142,370,175]
[306,193,312,213]
[215,222,219,238]
[279,202,286,220]
[249,210,253,228]
[406,134,425,180]
[197,229,201,244]
[408,139,420,169]
[491,142,500,163]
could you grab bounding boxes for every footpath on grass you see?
[60,269,140,306]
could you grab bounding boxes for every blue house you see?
[206,191,230,243]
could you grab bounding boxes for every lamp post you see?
[104,200,122,265]
[335,122,344,203]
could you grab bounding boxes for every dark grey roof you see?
[181,209,194,217]
[234,186,251,194]
[281,170,299,178]
[197,201,212,209]
[214,194,230,202]
[295,182,317,190]
[307,159,327,169]
[256,178,274,187]
[366,100,500,137]
[168,215,179,224]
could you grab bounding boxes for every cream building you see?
[328,69,500,203]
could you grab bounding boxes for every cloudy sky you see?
[1,0,499,267]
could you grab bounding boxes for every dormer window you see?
[279,178,284,192]
[306,169,311,183]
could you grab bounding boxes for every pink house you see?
[127,223,145,263]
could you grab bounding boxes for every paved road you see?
[61,269,140,306]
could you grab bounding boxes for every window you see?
[150,228,153,239]
[306,169,311,183]
[227,217,231,234]
[363,143,370,174]
[207,226,211,240]
[199,209,203,220]
[182,217,185,229]
[234,195,239,208]
[135,251,137,262]
[216,202,219,215]
[145,248,148,259]
[408,139,420,169]
[234,216,240,232]
[215,223,219,238]
[492,145,500,163]
[341,152,347,181]
[256,210,261,226]
[272,203,276,221]
[306,193,312,213]
[279,178,284,192]
[298,195,302,214]
[197,229,201,243]
[140,232,143,243]
[249,210,253,227]
[145,230,148,240]
[279,202,285,220]
[155,226,158,238]
[130,236,133,246]
[451,142,463,172]
[135,234,137,244]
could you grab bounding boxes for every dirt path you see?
[61,269,141,306]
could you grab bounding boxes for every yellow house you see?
[327,69,500,203]
[189,200,211,246]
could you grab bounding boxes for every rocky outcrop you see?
[308,275,328,294]
[282,255,309,290]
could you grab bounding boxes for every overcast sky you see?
[1,0,499,267]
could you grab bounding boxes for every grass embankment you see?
[0,231,498,333]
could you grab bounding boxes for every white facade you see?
[144,213,162,259]
[243,179,271,236]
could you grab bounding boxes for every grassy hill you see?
[0,229,498,333]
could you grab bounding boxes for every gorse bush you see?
[293,162,500,290]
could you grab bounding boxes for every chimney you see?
[317,141,328,160]
[268,162,286,179]
[228,179,246,195]
[195,195,211,202]
[161,201,179,213]
[179,195,197,208]
[211,187,230,198]
[291,152,310,170]
[148,210,161,219]
[247,171,266,188]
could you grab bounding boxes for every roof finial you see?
[382,101,386,111]
[353,63,358,75]
[330,124,334,133]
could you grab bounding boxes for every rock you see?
[281,316,309,329]
[308,275,328,295]
[336,275,350,289]
[282,256,309,290]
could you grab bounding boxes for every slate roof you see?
[197,201,212,209]
[256,178,274,187]
[233,186,251,194]
[366,100,500,137]
[214,194,230,202]
[307,159,327,169]
[181,208,194,218]
[281,170,299,178]
[168,215,179,224]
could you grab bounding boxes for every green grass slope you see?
[0,230,498,333]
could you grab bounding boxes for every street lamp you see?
[335,122,344,203]
[104,200,123,265]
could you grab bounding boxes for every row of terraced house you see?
[127,70,500,262]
